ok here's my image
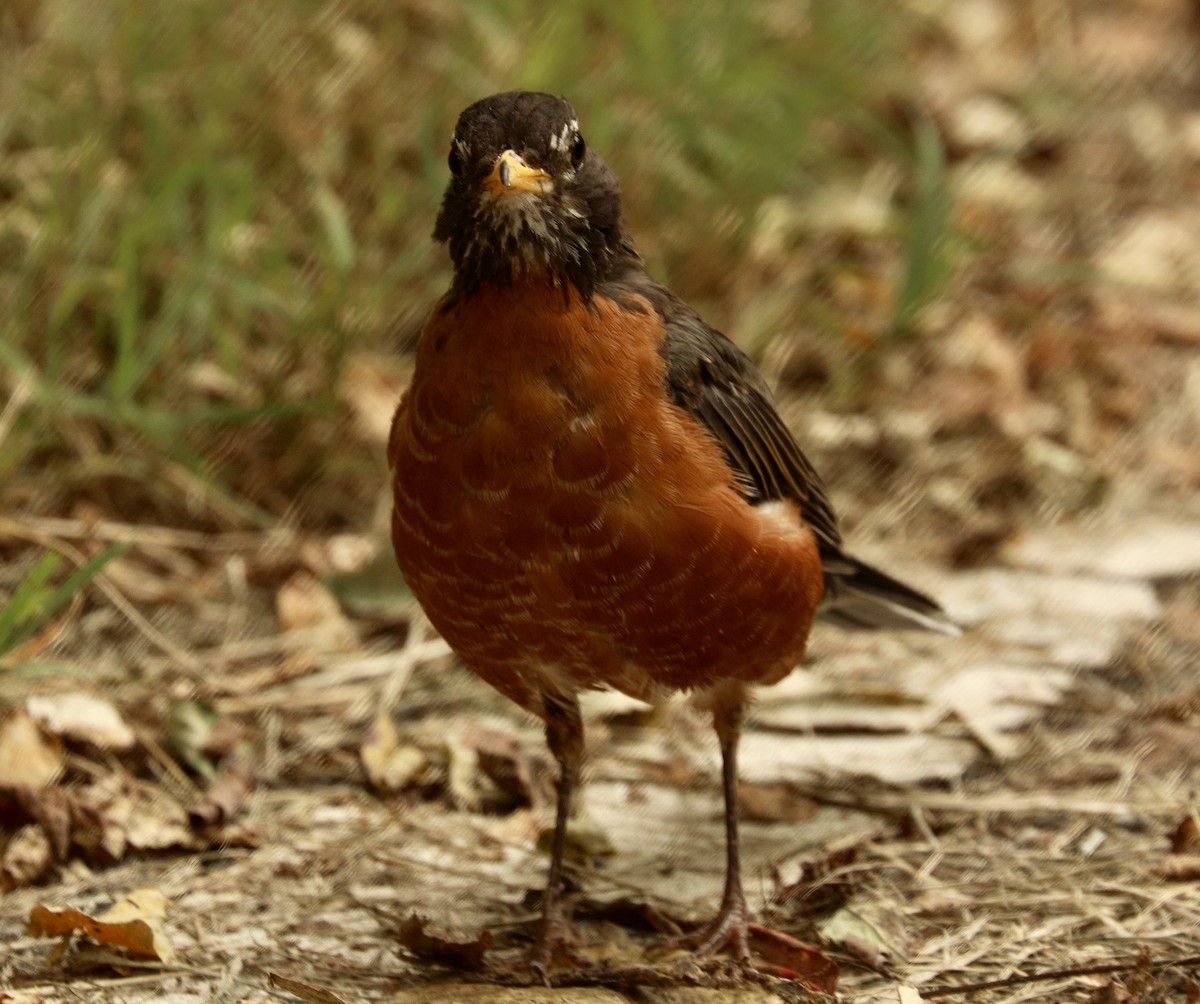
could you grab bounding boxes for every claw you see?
[659,894,751,961]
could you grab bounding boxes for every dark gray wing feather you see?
[602,266,957,635]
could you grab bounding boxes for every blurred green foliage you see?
[0,544,125,662]
[0,0,943,530]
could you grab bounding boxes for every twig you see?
[0,372,33,451]
[785,782,1182,820]
[0,513,285,553]
[921,953,1200,998]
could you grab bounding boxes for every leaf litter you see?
[4,0,1200,1000]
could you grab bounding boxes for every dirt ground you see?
[4,1,1200,1002]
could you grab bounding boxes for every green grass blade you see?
[0,545,128,659]
[0,552,63,655]
[889,115,950,339]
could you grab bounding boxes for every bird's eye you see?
[569,132,586,168]
[448,145,463,177]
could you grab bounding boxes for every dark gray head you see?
[433,91,634,300]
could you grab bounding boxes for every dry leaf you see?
[165,698,219,780]
[0,708,64,788]
[275,571,357,651]
[438,723,550,812]
[535,814,616,863]
[86,776,132,861]
[471,726,543,812]
[74,773,194,857]
[739,782,818,824]
[1153,855,1200,881]
[2,824,52,891]
[28,886,177,964]
[771,847,858,922]
[1098,209,1200,292]
[820,906,905,969]
[360,711,428,793]
[268,973,351,1004]
[26,693,136,751]
[395,913,491,971]
[748,923,839,993]
[340,351,408,444]
[188,758,257,829]
[0,784,109,867]
[1006,520,1200,582]
[1169,816,1200,855]
[577,895,684,936]
[934,664,1073,760]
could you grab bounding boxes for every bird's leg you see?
[663,688,751,961]
[531,692,584,976]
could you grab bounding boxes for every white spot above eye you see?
[548,119,580,153]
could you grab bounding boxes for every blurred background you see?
[2,0,1197,549]
[3,0,1200,998]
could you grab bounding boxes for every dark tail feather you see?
[820,552,960,635]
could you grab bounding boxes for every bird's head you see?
[433,91,633,300]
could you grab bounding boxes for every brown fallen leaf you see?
[820,903,908,974]
[1153,855,1200,881]
[275,571,358,651]
[0,784,109,867]
[268,972,351,1004]
[188,758,257,829]
[25,693,135,752]
[1169,815,1200,855]
[395,913,491,971]
[535,813,615,863]
[0,708,64,788]
[360,711,429,793]
[202,715,248,761]
[472,726,545,812]
[2,824,53,891]
[739,781,818,824]
[770,847,858,923]
[28,886,177,965]
[576,896,684,936]
[339,351,410,445]
[101,780,194,855]
[748,923,839,994]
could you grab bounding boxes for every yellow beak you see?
[484,150,553,197]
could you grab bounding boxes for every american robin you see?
[389,90,956,970]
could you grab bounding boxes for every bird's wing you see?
[602,269,958,635]
[662,310,846,555]
[617,277,844,554]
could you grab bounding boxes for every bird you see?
[388,90,957,973]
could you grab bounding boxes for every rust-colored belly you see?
[389,283,823,714]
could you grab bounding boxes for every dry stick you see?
[0,373,33,449]
[0,513,282,553]
[920,952,1200,998]
[785,781,1181,820]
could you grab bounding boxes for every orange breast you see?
[389,281,824,714]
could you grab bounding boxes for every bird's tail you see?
[819,552,960,635]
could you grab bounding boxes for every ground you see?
[3,1,1200,1002]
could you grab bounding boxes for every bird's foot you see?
[659,896,751,962]
[529,912,582,986]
